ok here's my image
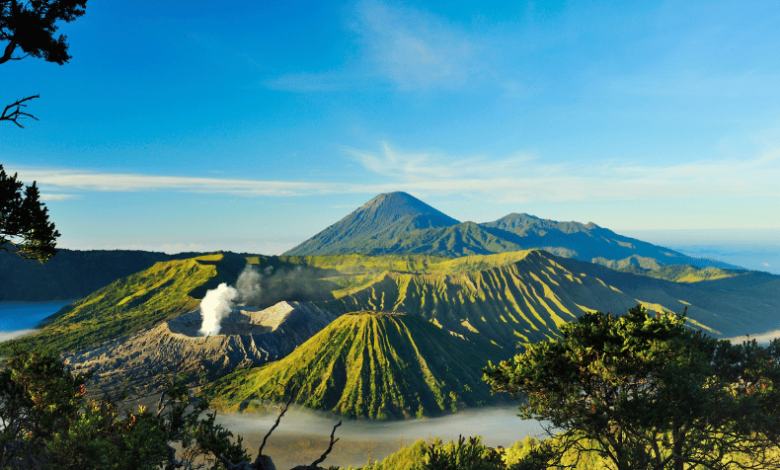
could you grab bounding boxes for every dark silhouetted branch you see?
[257,393,295,458]
[309,421,342,468]
[1,95,40,128]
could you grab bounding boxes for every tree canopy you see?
[0,164,59,262]
[483,305,780,470]
[0,0,87,65]
[1,0,87,127]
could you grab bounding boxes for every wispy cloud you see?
[15,168,341,196]
[16,144,780,209]
[350,143,780,204]
[39,193,80,201]
[354,1,479,90]
[266,0,509,93]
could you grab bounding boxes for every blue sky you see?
[2,0,779,260]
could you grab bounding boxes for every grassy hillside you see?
[311,250,780,343]
[204,311,505,419]
[4,248,775,360]
[0,253,246,354]
[554,257,780,338]
[0,249,184,301]
[316,250,652,347]
[615,264,742,282]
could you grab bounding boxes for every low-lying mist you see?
[215,405,546,469]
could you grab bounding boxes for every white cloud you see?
[16,143,780,216]
[267,1,507,93]
[351,142,780,204]
[15,169,341,196]
[725,330,780,345]
[40,193,80,201]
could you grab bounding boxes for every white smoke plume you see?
[236,265,263,305]
[198,282,239,336]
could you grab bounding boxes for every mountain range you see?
[2,191,779,420]
[285,192,738,271]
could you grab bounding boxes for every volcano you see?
[204,310,506,420]
[65,301,338,397]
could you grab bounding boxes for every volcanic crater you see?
[66,301,338,398]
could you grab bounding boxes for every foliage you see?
[0,349,249,470]
[417,435,504,470]
[0,164,60,262]
[0,0,86,65]
[1,0,87,127]
[483,305,780,470]
[354,438,429,470]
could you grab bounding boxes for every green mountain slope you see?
[0,253,247,354]
[284,192,739,271]
[554,257,780,338]
[313,250,780,345]
[204,311,505,419]
[6,247,775,365]
[335,221,525,257]
[316,250,645,347]
[284,192,460,256]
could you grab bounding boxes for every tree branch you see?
[309,421,342,468]
[256,393,294,459]
[1,95,40,128]
[0,40,17,65]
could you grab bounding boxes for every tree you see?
[1,0,87,127]
[0,349,250,470]
[0,164,59,262]
[483,305,780,470]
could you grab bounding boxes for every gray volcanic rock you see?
[65,301,338,397]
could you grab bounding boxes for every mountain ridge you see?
[284,192,740,271]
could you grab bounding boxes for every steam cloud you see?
[198,263,329,336]
[198,265,265,336]
[236,265,263,305]
[198,283,239,336]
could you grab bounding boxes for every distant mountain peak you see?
[283,192,460,256]
[357,192,454,219]
[284,193,737,270]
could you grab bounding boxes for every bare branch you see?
[256,393,294,459]
[0,40,17,65]
[309,421,342,468]
[0,95,40,128]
